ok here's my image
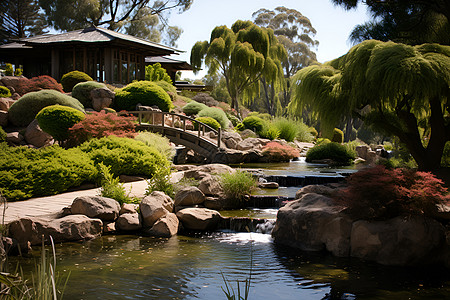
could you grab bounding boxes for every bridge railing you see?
[117,110,222,148]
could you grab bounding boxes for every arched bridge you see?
[119,110,222,158]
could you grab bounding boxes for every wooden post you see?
[139,111,142,124]
[218,128,221,148]
[162,113,165,127]
[172,114,175,127]
[151,112,154,125]
[183,118,186,131]
[198,124,201,137]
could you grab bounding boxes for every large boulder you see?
[295,184,337,199]
[174,186,205,207]
[0,98,10,111]
[8,215,103,249]
[91,87,114,111]
[70,196,120,221]
[24,119,54,148]
[0,76,23,93]
[236,138,270,151]
[221,131,243,149]
[146,213,179,237]
[211,148,266,164]
[198,175,223,196]
[272,193,352,257]
[350,215,446,266]
[140,191,174,227]
[176,207,221,231]
[115,213,142,231]
[6,132,23,145]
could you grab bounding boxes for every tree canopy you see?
[191,20,287,116]
[290,40,450,171]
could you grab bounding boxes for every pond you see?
[9,234,450,299]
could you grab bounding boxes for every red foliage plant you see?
[67,111,137,146]
[334,165,450,220]
[262,142,300,162]
[15,75,64,95]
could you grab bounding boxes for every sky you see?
[167,0,371,79]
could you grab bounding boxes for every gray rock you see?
[90,87,114,111]
[70,196,120,221]
[6,132,23,144]
[25,119,54,148]
[198,175,223,196]
[174,186,205,207]
[146,213,179,237]
[258,182,279,189]
[221,131,243,149]
[119,203,138,215]
[115,213,142,231]
[140,191,174,227]
[8,215,103,249]
[236,138,270,151]
[176,207,221,231]
[295,184,336,199]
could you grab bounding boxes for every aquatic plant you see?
[219,170,256,206]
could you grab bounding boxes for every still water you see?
[10,234,450,299]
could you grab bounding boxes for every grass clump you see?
[306,142,356,166]
[219,170,256,206]
[273,118,298,142]
[98,163,139,205]
[135,131,175,160]
[146,165,174,198]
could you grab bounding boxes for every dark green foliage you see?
[182,100,208,115]
[273,118,298,142]
[114,81,173,112]
[441,141,450,167]
[36,105,85,142]
[14,68,22,76]
[0,127,6,142]
[0,86,11,98]
[60,71,93,92]
[332,128,344,143]
[5,64,13,76]
[306,142,356,165]
[98,163,139,205]
[146,164,175,198]
[235,123,245,131]
[194,116,221,131]
[145,63,173,84]
[225,111,240,127]
[8,90,84,127]
[197,107,229,128]
[242,116,266,133]
[153,80,177,94]
[259,123,280,140]
[78,136,169,177]
[71,81,107,108]
[0,143,97,201]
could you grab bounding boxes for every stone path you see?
[0,180,148,224]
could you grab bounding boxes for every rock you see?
[120,203,138,215]
[90,87,114,111]
[6,132,23,144]
[176,207,221,231]
[24,119,54,148]
[8,215,103,249]
[355,145,379,163]
[211,148,266,164]
[198,175,223,196]
[174,186,205,206]
[70,196,120,221]
[221,131,243,149]
[203,197,223,210]
[0,111,7,127]
[140,191,174,227]
[236,138,270,151]
[146,213,179,237]
[258,182,279,189]
[11,93,20,100]
[0,98,10,111]
[115,213,142,231]
[295,184,337,199]
[194,164,235,175]
[104,222,116,234]
[350,215,446,266]
[192,92,219,107]
[272,193,352,257]
[0,76,23,94]
[239,129,257,139]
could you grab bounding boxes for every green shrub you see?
[145,63,172,84]
[219,170,256,206]
[332,128,344,143]
[182,100,208,116]
[0,144,97,201]
[194,116,221,131]
[145,164,174,198]
[78,136,169,177]
[273,118,298,142]
[306,142,356,166]
[0,126,6,142]
[36,105,85,142]
[135,131,175,160]
[259,123,280,140]
[0,86,11,98]
[114,81,173,112]
[8,90,84,127]
[60,70,93,92]
[225,111,240,127]
[197,107,229,129]
[309,127,318,138]
[296,122,315,142]
[242,116,265,133]
[5,63,13,76]
[235,123,245,131]
[71,81,107,108]
[14,68,22,76]
[153,80,177,94]
[98,163,139,205]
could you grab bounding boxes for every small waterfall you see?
[263,175,345,187]
[219,217,276,234]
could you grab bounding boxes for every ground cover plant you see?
[334,165,450,220]
[262,141,300,162]
[306,142,356,165]
[114,81,173,111]
[60,70,93,92]
[36,105,85,143]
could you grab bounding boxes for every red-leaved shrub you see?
[334,165,450,220]
[67,111,137,146]
[15,75,64,95]
[262,142,300,162]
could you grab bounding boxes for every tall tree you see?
[253,7,318,115]
[290,40,450,171]
[39,0,191,44]
[0,0,47,44]
[191,20,286,116]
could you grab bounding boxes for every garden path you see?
[0,180,148,224]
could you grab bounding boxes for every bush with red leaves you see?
[67,111,137,146]
[15,75,64,95]
[262,141,300,162]
[334,165,450,220]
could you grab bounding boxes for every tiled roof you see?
[145,56,192,70]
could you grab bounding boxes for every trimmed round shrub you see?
[0,126,6,142]
[114,81,173,112]
[332,128,344,143]
[242,116,265,133]
[197,107,229,129]
[154,80,177,94]
[306,142,356,166]
[60,71,93,92]
[36,105,85,142]
[0,86,11,98]
[8,89,84,127]
[194,116,221,131]
[182,100,208,116]
[78,136,169,177]
[71,81,107,108]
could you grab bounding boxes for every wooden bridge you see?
[119,110,222,158]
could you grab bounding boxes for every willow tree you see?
[290,40,450,171]
[190,20,286,115]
